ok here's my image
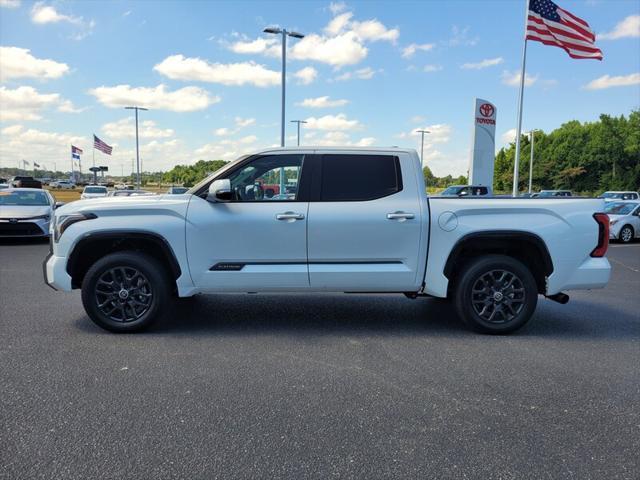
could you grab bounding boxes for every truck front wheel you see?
[453,255,538,334]
[81,251,170,333]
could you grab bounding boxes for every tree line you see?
[494,110,640,194]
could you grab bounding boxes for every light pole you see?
[290,120,307,146]
[125,106,148,188]
[528,129,539,194]
[416,129,430,169]
[263,27,305,147]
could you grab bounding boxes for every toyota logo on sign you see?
[479,103,494,118]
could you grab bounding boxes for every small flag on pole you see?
[71,145,83,159]
[526,0,603,60]
[93,134,113,155]
[34,162,40,168]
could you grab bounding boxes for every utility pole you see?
[125,106,148,188]
[290,120,307,146]
[416,129,430,169]
[263,27,305,147]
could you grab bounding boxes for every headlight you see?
[53,212,97,242]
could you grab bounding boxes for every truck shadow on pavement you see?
[74,293,640,339]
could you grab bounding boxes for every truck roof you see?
[252,146,418,155]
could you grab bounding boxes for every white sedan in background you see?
[605,201,640,243]
[0,188,60,238]
[81,185,108,200]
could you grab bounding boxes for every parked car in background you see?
[439,185,492,197]
[537,190,572,197]
[605,201,640,243]
[0,183,9,190]
[81,185,108,200]
[9,176,42,189]
[0,188,61,238]
[50,180,76,189]
[0,177,7,184]
[114,184,134,190]
[166,186,189,194]
[599,191,639,201]
[107,189,154,197]
[45,147,611,335]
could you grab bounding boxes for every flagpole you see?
[512,0,530,197]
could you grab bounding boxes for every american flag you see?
[527,0,602,60]
[93,134,113,155]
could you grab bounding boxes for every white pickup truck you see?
[44,147,611,334]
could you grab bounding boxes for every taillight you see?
[590,213,609,257]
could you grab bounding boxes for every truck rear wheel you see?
[453,255,538,334]
[81,251,170,333]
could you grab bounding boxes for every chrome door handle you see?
[276,212,305,221]
[387,212,415,220]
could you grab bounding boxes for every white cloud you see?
[294,66,318,85]
[228,37,278,55]
[296,96,349,108]
[303,130,376,147]
[461,57,504,69]
[501,70,538,87]
[447,26,478,47]
[401,43,435,58]
[30,2,94,39]
[328,1,347,15]
[235,117,255,128]
[333,66,379,81]
[325,12,353,36]
[599,15,640,40]
[304,113,361,131]
[350,18,399,43]
[0,86,59,121]
[0,125,88,169]
[57,99,85,113]
[102,118,174,139]
[290,32,368,67]
[584,73,640,90]
[154,55,280,87]
[424,64,443,72]
[0,46,69,81]
[411,115,425,123]
[213,117,256,136]
[0,0,20,8]
[88,84,219,112]
[214,127,231,136]
[195,135,262,161]
[501,128,517,145]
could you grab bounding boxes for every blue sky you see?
[1,0,639,176]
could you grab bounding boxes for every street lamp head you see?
[287,31,305,39]
[263,27,282,34]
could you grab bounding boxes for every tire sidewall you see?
[454,255,538,334]
[81,252,169,333]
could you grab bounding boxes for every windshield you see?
[84,187,106,193]
[604,202,638,215]
[601,192,623,199]
[0,191,50,206]
[440,186,462,196]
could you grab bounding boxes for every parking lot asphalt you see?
[1,240,638,479]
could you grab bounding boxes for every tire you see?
[452,255,538,334]
[619,225,634,244]
[81,251,171,333]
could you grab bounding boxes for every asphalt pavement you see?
[1,240,638,479]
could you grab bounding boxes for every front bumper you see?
[43,252,73,291]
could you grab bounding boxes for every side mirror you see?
[458,190,469,197]
[208,179,232,202]
[54,202,65,209]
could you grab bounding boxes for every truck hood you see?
[0,205,51,218]
[56,193,189,217]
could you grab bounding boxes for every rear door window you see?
[320,154,402,201]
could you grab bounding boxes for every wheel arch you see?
[443,231,554,294]
[66,231,181,290]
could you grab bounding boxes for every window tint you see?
[225,154,304,202]
[320,154,402,201]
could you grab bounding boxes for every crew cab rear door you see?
[307,152,425,291]
[185,152,311,292]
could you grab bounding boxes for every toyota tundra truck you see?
[43,147,611,334]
